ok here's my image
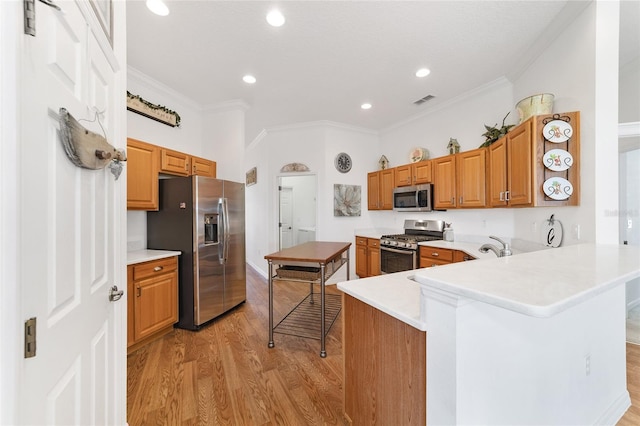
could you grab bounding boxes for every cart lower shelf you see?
[273,293,341,340]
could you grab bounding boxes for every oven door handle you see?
[380,246,414,255]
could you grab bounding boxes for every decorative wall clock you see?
[335,152,352,173]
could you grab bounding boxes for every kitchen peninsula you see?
[338,243,640,425]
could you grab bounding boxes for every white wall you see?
[619,57,640,123]
[244,122,379,279]
[127,68,246,250]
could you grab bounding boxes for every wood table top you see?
[264,241,351,264]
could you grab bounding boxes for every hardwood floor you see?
[127,266,347,425]
[127,266,640,425]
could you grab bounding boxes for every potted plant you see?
[479,112,515,147]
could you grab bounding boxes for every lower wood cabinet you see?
[127,256,178,353]
[355,236,380,278]
[343,294,426,425]
[420,246,476,268]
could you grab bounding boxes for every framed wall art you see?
[334,184,361,217]
[246,167,257,186]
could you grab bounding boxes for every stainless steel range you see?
[380,219,445,274]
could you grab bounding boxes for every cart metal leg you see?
[268,260,275,348]
[320,263,326,358]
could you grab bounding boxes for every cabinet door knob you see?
[136,285,141,297]
[432,252,439,257]
[499,191,505,201]
[505,191,510,201]
[153,266,163,272]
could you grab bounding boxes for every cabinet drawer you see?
[454,250,476,263]
[356,237,367,246]
[367,238,379,248]
[419,257,451,268]
[420,247,454,262]
[133,257,178,281]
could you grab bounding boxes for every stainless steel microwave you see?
[393,184,433,212]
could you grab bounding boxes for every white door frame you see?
[0,1,21,423]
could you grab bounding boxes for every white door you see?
[279,186,293,249]
[16,1,126,424]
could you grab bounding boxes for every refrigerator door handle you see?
[218,198,225,264]
[222,197,230,263]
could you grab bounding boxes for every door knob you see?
[109,285,124,302]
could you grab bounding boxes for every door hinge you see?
[24,317,37,358]
[24,0,63,36]
[24,0,36,36]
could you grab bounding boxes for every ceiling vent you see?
[413,95,435,105]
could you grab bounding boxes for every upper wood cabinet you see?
[394,160,432,187]
[191,155,216,177]
[456,148,487,208]
[367,169,394,210]
[127,138,160,210]
[159,150,217,178]
[127,138,217,210]
[433,155,457,209]
[160,148,190,176]
[487,111,580,207]
[433,149,487,209]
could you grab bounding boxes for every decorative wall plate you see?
[542,119,573,143]
[543,149,573,171]
[410,147,429,163]
[543,177,573,200]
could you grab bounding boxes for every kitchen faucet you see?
[479,236,512,258]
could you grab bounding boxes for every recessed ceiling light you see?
[146,0,169,16]
[361,103,372,110]
[416,68,431,78]
[243,75,257,84]
[266,10,285,27]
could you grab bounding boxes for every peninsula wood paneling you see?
[343,293,426,425]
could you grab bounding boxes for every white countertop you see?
[414,243,640,318]
[127,249,182,265]
[337,270,426,331]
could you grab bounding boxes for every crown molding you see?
[127,66,202,110]
[265,119,377,136]
[381,77,512,134]
[202,99,250,114]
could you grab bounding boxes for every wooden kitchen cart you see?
[265,241,351,357]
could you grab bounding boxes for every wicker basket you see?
[516,93,554,123]
[276,262,335,281]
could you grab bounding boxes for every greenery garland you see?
[126,91,181,127]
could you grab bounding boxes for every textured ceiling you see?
[126,1,638,143]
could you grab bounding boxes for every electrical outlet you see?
[629,219,633,229]
[585,355,591,376]
[531,221,537,233]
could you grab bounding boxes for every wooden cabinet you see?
[367,238,380,277]
[160,148,190,176]
[160,149,217,178]
[355,236,380,278]
[419,246,476,268]
[127,256,178,353]
[394,160,432,187]
[487,111,580,207]
[191,155,216,177]
[488,121,533,207]
[343,293,426,425]
[127,138,160,210]
[127,138,217,210]
[433,149,486,209]
[367,169,394,210]
[456,148,487,208]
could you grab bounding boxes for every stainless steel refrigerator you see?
[147,176,246,330]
